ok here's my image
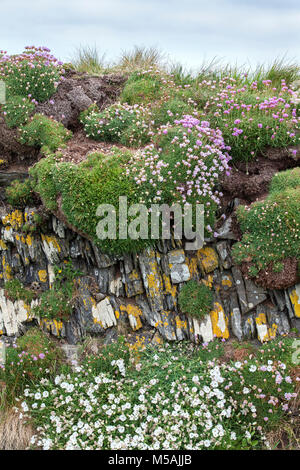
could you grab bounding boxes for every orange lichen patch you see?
[202,275,213,289]
[160,311,176,338]
[152,333,163,345]
[290,286,300,318]
[2,210,23,230]
[38,270,48,283]
[127,335,147,364]
[222,276,233,288]
[268,323,278,340]
[186,256,198,278]
[0,240,7,251]
[128,269,140,281]
[41,234,62,252]
[25,235,33,247]
[115,310,120,319]
[210,302,229,339]
[175,315,187,330]
[255,312,270,342]
[197,247,218,273]
[93,317,103,327]
[120,304,143,331]
[2,255,12,281]
[162,274,177,300]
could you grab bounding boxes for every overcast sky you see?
[1,0,299,71]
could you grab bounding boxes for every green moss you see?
[178,280,214,320]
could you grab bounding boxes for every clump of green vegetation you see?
[71,45,108,75]
[118,46,166,73]
[2,95,35,128]
[19,114,72,154]
[0,46,64,103]
[4,279,36,304]
[82,336,131,375]
[30,149,155,254]
[22,211,48,234]
[0,327,63,408]
[232,168,300,277]
[80,103,152,147]
[178,280,214,319]
[16,337,299,450]
[5,179,35,208]
[120,70,164,105]
[152,98,194,126]
[206,82,299,163]
[33,262,82,321]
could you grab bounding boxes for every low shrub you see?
[232,169,300,275]
[178,280,214,319]
[1,95,35,128]
[0,46,64,102]
[0,328,63,407]
[4,279,36,304]
[80,103,152,147]
[19,114,72,154]
[30,150,155,255]
[32,262,82,321]
[5,179,35,208]
[202,77,300,163]
[120,70,165,105]
[128,116,231,235]
[16,339,298,450]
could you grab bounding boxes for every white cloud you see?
[0,0,299,68]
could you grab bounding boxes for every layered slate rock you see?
[0,206,297,344]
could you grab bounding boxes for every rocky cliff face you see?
[0,206,299,345]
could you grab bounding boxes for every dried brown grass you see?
[0,408,35,450]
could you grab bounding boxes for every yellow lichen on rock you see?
[186,256,198,278]
[0,239,7,251]
[255,312,270,342]
[210,302,229,339]
[2,255,12,281]
[289,285,300,318]
[163,274,177,301]
[38,270,48,283]
[2,210,23,230]
[197,247,219,273]
[41,234,61,253]
[120,304,143,331]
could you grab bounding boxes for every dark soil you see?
[220,151,299,208]
[56,130,135,165]
[240,257,299,290]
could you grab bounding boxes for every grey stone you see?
[170,263,190,284]
[214,216,237,240]
[232,266,248,314]
[230,293,243,341]
[216,241,232,269]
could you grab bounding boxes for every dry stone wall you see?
[0,206,299,345]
